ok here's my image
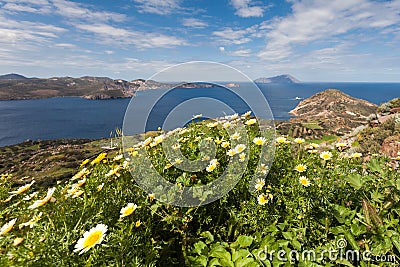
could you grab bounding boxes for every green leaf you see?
[366,158,383,173]
[235,257,255,267]
[345,174,363,190]
[189,255,208,267]
[210,248,231,262]
[291,239,301,251]
[193,241,209,256]
[201,231,215,244]
[219,259,235,267]
[236,236,254,248]
[232,249,251,262]
[209,258,221,267]
[282,232,293,241]
[370,190,384,203]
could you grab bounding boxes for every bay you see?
[0,82,398,147]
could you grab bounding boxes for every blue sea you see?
[0,83,399,147]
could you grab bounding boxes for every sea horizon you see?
[0,82,398,147]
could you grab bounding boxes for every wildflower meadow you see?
[1,112,399,266]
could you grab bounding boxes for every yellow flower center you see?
[123,206,135,216]
[83,231,102,248]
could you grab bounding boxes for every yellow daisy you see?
[74,224,108,254]
[257,194,268,205]
[294,138,305,144]
[221,141,230,148]
[113,154,124,161]
[142,137,153,147]
[28,187,56,209]
[97,183,104,192]
[91,153,107,165]
[259,164,268,174]
[207,122,218,128]
[276,137,287,143]
[294,164,307,173]
[255,179,265,191]
[0,219,17,236]
[311,143,320,149]
[214,138,224,145]
[320,151,333,161]
[135,220,141,228]
[243,111,251,117]
[226,149,236,157]
[231,132,241,140]
[239,153,246,162]
[72,168,88,180]
[253,137,266,146]
[80,159,90,167]
[336,142,347,150]
[299,176,311,187]
[173,159,183,165]
[120,203,138,218]
[19,212,42,229]
[223,122,232,128]
[172,144,181,150]
[9,180,35,195]
[206,163,217,172]
[105,166,121,177]
[245,119,257,125]
[234,144,246,154]
[351,152,362,159]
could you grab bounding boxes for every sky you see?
[0,0,399,82]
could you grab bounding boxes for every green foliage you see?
[1,116,400,266]
[357,118,398,154]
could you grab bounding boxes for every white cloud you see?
[51,0,126,23]
[0,13,66,48]
[182,18,208,28]
[54,43,76,48]
[1,0,52,13]
[219,46,225,52]
[74,23,187,49]
[258,0,400,60]
[229,48,252,57]
[230,0,267,18]
[213,25,260,45]
[132,0,181,15]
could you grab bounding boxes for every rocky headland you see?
[277,89,377,138]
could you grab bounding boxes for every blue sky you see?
[0,0,399,81]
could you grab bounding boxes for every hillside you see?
[0,73,28,80]
[1,114,399,266]
[0,74,215,100]
[278,89,377,137]
[254,74,300,84]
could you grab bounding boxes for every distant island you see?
[254,74,300,84]
[0,74,230,100]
